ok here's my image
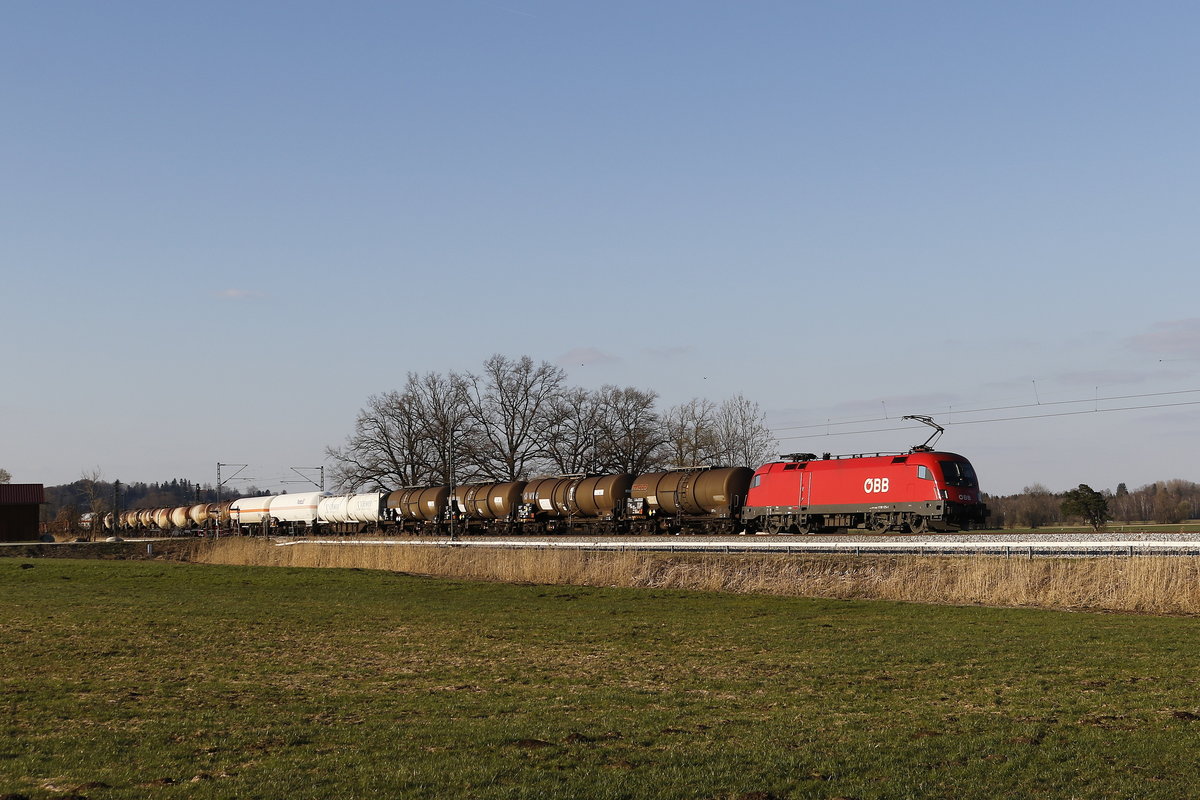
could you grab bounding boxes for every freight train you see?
[101,421,988,536]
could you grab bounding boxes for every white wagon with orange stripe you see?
[269,491,328,529]
[230,495,274,529]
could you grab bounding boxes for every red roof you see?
[0,484,46,505]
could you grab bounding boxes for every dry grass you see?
[187,537,1200,615]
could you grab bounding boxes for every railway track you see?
[273,531,1200,558]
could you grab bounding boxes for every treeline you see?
[326,354,776,492]
[987,480,1200,528]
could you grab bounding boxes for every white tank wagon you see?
[269,492,328,529]
[230,495,275,530]
[316,492,386,533]
[347,492,385,523]
[316,495,351,526]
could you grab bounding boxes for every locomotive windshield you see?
[939,460,978,487]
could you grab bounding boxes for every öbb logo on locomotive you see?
[105,417,989,536]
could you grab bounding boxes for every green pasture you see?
[2,559,1200,799]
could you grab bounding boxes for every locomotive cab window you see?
[939,460,978,487]
[917,465,934,480]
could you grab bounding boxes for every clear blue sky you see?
[3,1,1198,495]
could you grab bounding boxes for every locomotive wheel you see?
[765,517,784,535]
[908,515,929,534]
[869,514,890,533]
[794,519,811,535]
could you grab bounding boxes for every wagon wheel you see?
[908,515,929,534]
[765,517,784,535]
[869,514,891,533]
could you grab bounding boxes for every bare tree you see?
[711,394,777,467]
[0,467,10,484]
[463,354,567,481]
[77,468,109,539]
[543,387,606,474]
[326,371,479,491]
[325,355,780,492]
[1015,483,1058,529]
[594,385,666,474]
[662,398,718,467]
[326,389,427,491]
[410,370,480,484]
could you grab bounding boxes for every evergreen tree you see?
[1061,484,1109,531]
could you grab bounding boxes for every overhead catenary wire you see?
[768,386,1200,431]
[773,396,1200,442]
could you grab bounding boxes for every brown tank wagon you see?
[170,506,192,529]
[387,486,450,525]
[518,473,635,532]
[521,477,576,517]
[450,481,526,532]
[628,467,753,533]
[188,503,211,527]
[208,500,234,528]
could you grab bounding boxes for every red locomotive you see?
[741,417,988,534]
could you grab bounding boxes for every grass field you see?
[4,558,1200,799]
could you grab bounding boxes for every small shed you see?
[0,484,46,542]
